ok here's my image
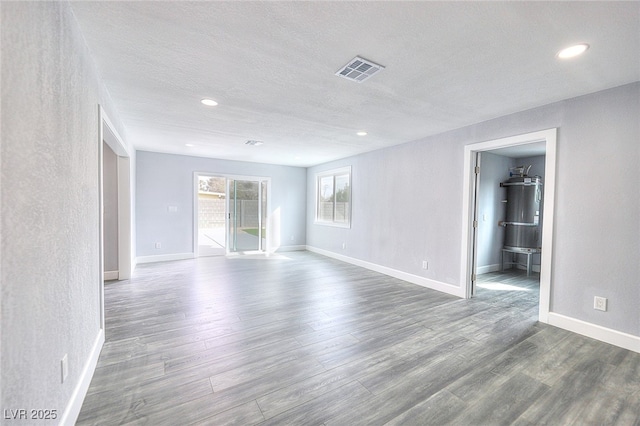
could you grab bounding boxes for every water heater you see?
[500,166,542,251]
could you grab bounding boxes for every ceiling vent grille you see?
[245,140,264,146]
[335,56,385,83]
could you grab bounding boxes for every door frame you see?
[193,172,271,256]
[460,128,557,323]
[98,106,132,329]
[469,151,482,297]
[227,176,270,254]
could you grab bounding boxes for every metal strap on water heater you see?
[499,221,538,227]
[500,180,543,187]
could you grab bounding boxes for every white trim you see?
[538,131,557,323]
[225,250,265,257]
[461,146,474,297]
[460,128,557,324]
[273,244,306,252]
[513,264,541,273]
[476,264,501,275]
[97,108,105,331]
[136,252,195,264]
[101,111,130,157]
[59,329,105,426]
[548,313,640,354]
[476,264,541,275]
[307,246,465,298]
[104,271,119,281]
[135,247,305,263]
[313,221,352,229]
[117,156,132,279]
[100,105,133,280]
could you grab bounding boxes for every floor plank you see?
[77,251,640,425]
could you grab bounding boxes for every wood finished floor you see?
[78,251,640,425]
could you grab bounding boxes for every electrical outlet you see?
[594,296,607,312]
[290,235,294,241]
[154,242,161,249]
[342,242,346,250]
[422,260,429,270]
[61,354,68,383]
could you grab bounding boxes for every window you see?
[315,166,351,227]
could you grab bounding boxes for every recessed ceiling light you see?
[557,43,589,59]
[357,131,367,136]
[201,98,218,106]
[185,143,194,147]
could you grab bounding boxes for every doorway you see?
[98,106,132,330]
[100,113,131,280]
[461,129,557,324]
[103,142,119,280]
[195,174,269,256]
[473,151,546,319]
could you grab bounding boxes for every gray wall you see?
[476,152,512,270]
[1,1,131,422]
[136,151,306,257]
[307,82,640,337]
[103,143,119,272]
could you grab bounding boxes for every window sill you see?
[314,221,351,229]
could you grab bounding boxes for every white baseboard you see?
[273,245,306,252]
[136,252,195,264]
[548,313,640,354]
[306,246,465,298]
[477,264,541,275]
[103,270,119,281]
[476,264,501,275]
[136,248,307,264]
[59,329,105,426]
[515,264,541,273]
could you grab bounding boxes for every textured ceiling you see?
[70,1,640,167]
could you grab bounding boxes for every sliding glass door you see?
[227,178,268,253]
[196,174,269,256]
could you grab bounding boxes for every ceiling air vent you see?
[335,56,385,83]
[245,140,264,146]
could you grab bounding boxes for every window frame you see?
[314,166,352,228]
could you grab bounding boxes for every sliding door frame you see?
[193,172,271,256]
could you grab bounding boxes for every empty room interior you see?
[2,1,640,425]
